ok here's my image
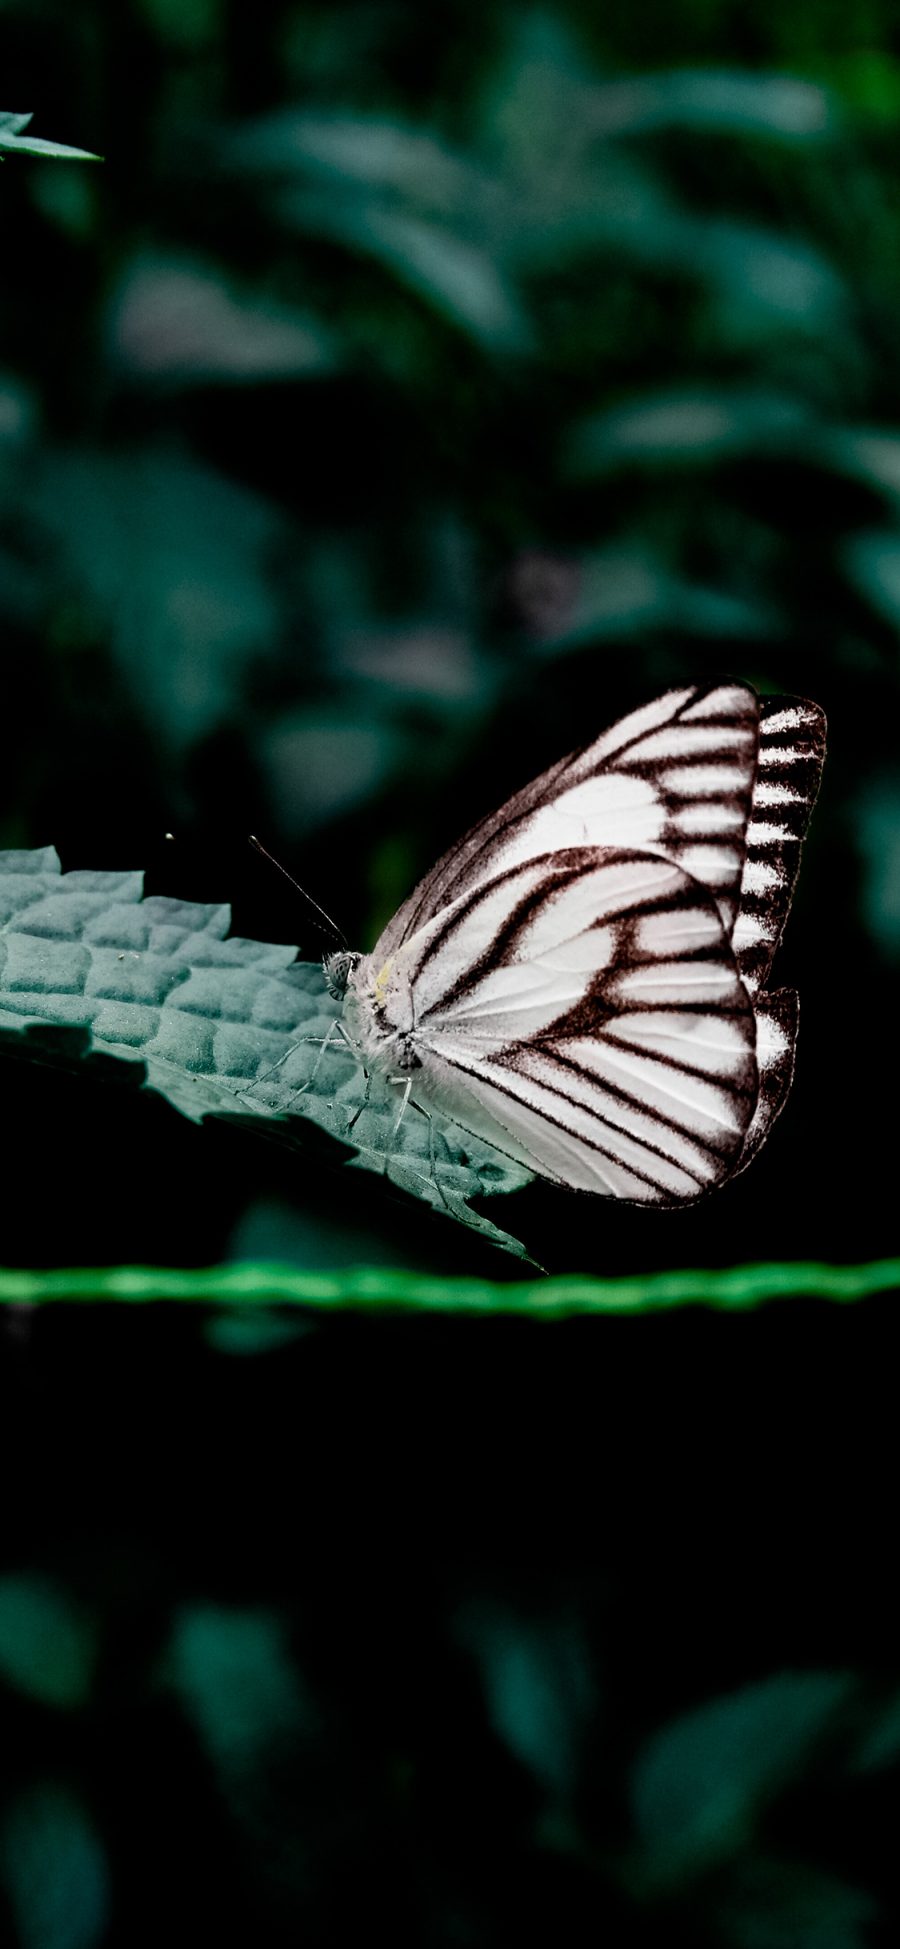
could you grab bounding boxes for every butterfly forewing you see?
[374,683,761,966]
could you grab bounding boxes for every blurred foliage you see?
[1,1543,898,1947]
[4,1,900,1944]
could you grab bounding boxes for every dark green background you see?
[2,3,899,1944]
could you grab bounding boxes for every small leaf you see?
[165,1606,311,1782]
[0,1575,96,1709]
[30,446,289,749]
[0,1786,109,1949]
[591,69,832,141]
[715,1856,875,1949]
[631,1671,855,1886]
[845,529,900,627]
[455,1599,593,1798]
[232,109,475,205]
[0,114,101,161]
[567,388,815,474]
[852,1688,900,1772]
[107,254,338,387]
[857,779,900,957]
[204,1308,313,1354]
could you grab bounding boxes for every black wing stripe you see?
[527,1048,736,1160]
[597,1031,755,1095]
[435,1046,709,1198]
[412,850,707,1019]
[372,683,762,959]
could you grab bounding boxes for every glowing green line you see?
[0,1259,897,1315]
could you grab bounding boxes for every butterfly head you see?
[323,949,362,1000]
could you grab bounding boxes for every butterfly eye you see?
[323,950,361,1000]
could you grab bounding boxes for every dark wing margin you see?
[733,988,798,1175]
[731,697,826,994]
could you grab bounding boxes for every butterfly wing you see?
[366,848,757,1202]
[732,697,826,995]
[374,681,763,960]
[355,683,825,1199]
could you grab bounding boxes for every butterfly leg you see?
[388,1074,414,1140]
[288,1017,344,1098]
[423,1104,455,1215]
[241,1027,330,1103]
[346,1063,372,1132]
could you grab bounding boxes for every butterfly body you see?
[328,683,825,1204]
[341,954,422,1072]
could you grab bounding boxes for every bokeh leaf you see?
[0,1786,109,1949]
[166,1605,311,1785]
[30,447,287,749]
[455,1599,594,1800]
[590,69,833,141]
[107,254,338,387]
[0,1576,96,1709]
[630,1671,855,1886]
[714,1856,875,1949]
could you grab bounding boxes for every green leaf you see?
[455,1599,593,1798]
[530,544,774,653]
[715,1856,875,1949]
[630,1672,855,1888]
[204,1307,313,1354]
[844,529,900,629]
[277,188,530,352]
[30,446,288,749]
[0,848,532,1258]
[165,1605,311,1782]
[0,114,101,162]
[0,1786,109,1949]
[0,1575,96,1709]
[232,108,478,204]
[857,779,900,957]
[567,388,816,475]
[107,254,338,387]
[591,70,832,141]
[851,1687,900,1772]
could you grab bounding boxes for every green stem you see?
[0,1259,897,1315]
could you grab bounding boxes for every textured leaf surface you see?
[0,849,532,1256]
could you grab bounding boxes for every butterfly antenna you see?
[248,835,348,951]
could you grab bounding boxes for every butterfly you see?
[321,682,825,1204]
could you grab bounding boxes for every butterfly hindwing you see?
[376,847,757,1203]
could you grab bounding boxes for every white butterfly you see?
[324,682,825,1204]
